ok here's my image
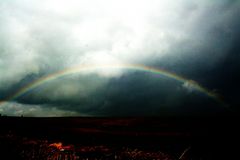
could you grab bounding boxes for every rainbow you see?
[0,63,226,107]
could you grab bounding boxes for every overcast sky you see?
[0,0,239,117]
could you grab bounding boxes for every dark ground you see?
[0,114,239,159]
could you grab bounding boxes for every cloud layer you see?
[0,0,239,116]
[0,102,80,117]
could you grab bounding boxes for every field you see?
[0,115,238,159]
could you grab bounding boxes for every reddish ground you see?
[0,116,238,159]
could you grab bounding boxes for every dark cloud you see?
[7,72,224,116]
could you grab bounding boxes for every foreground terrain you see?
[0,116,238,159]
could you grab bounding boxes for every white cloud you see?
[182,80,198,93]
[0,0,238,89]
[0,102,80,117]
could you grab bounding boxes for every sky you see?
[0,0,239,117]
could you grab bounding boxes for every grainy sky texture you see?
[0,0,239,116]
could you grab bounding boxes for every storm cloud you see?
[0,0,239,116]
